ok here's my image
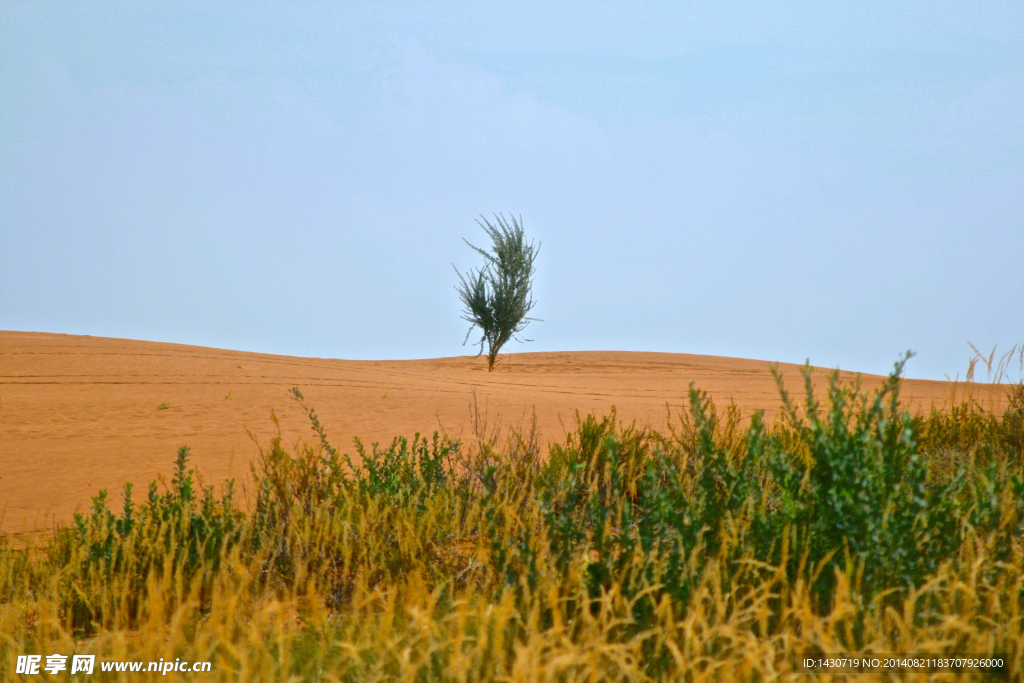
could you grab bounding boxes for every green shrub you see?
[53,445,245,634]
[767,356,964,615]
[454,214,540,371]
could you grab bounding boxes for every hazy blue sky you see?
[2,2,1021,380]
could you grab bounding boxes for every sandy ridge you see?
[0,331,1010,534]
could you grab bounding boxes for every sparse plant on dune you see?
[454,213,540,371]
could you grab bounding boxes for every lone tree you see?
[454,214,540,371]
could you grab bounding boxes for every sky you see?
[1,2,1022,381]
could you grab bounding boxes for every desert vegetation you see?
[1,358,1022,681]
[454,214,540,371]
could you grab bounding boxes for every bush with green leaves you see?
[767,356,965,615]
[495,356,1022,638]
[51,445,246,634]
[454,213,539,371]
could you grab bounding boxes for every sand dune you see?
[0,331,1010,533]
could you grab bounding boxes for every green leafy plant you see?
[454,213,540,371]
[53,446,244,634]
[768,355,965,615]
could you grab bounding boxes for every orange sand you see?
[0,331,1011,534]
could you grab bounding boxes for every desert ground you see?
[0,330,1011,534]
